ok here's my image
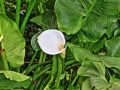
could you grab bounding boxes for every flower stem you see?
[71,74,79,85]
[20,0,37,34]
[61,57,65,86]
[24,51,38,75]
[0,0,5,14]
[15,0,21,27]
[35,51,45,73]
[55,55,62,88]
[38,3,44,14]
[39,75,50,90]
[62,58,64,73]
[29,64,52,90]
[65,59,77,67]
[25,61,52,74]
[44,55,58,89]
[30,51,46,89]
[0,49,9,70]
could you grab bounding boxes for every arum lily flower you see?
[37,29,66,56]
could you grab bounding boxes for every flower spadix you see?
[37,29,66,55]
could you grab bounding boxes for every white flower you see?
[37,29,66,55]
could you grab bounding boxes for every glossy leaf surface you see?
[55,0,120,41]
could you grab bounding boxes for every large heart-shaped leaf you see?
[0,13,25,68]
[55,0,120,41]
[55,0,83,35]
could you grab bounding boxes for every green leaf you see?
[66,43,101,63]
[55,0,120,41]
[105,37,120,57]
[0,71,30,82]
[109,78,120,90]
[114,28,120,37]
[67,43,120,70]
[53,86,64,90]
[106,22,119,38]
[55,0,83,35]
[84,37,106,53]
[77,61,105,78]
[90,77,110,90]
[67,43,120,89]
[30,11,57,30]
[67,85,75,90]
[33,64,52,80]
[90,76,120,90]
[81,79,92,90]
[60,74,65,80]
[77,60,110,90]
[0,13,25,68]
[77,60,120,90]
[31,32,41,51]
[0,73,31,89]
[100,56,120,70]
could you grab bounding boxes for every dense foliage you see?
[0,0,120,90]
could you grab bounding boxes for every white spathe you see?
[37,29,66,55]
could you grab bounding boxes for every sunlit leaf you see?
[0,71,30,82]
[0,13,25,68]
[0,73,31,89]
